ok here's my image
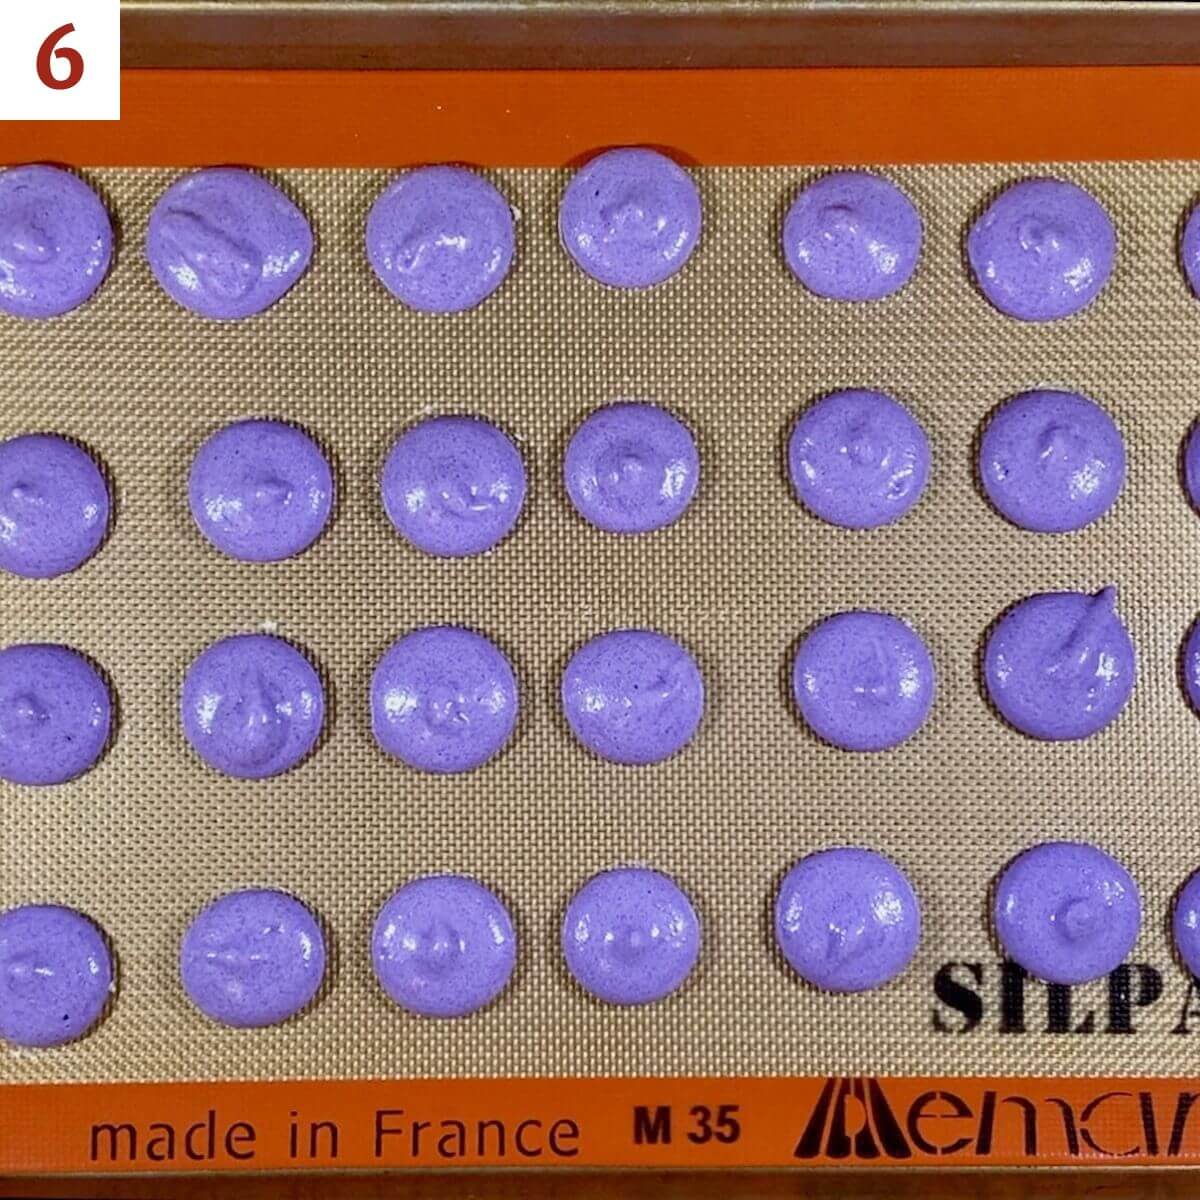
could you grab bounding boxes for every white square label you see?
[0,0,120,121]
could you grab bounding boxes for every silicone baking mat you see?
[4,153,1200,1171]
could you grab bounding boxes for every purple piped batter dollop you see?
[782,171,922,301]
[366,166,515,313]
[180,889,326,1027]
[1172,870,1200,978]
[564,402,699,535]
[562,629,704,765]
[979,390,1125,533]
[994,842,1140,985]
[0,434,109,578]
[188,420,333,563]
[0,904,113,1047]
[1182,619,1200,716]
[381,416,526,557]
[0,644,110,786]
[371,627,518,773]
[559,148,702,289]
[967,178,1116,322]
[181,634,324,779]
[0,165,112,320]
[1180,205,1200,300]
[562,867,700,1006]
[787,389,931,530]
[1181,423,1200,514]
[371,875,516,1017]
[146,168,312,320]
[775,848,921,992]
[792,611,935,752]
[983,587,1135,741]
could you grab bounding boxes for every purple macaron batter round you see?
[1180,422,1200,514]
[181,889,326,1027]
[181,634,324,779]
[0,644,111,786]
[0,165,113,320]
[146,168,313,319]
[994,841,1141,985]
[564,402,699,535]
[979,390,1125,533]
[1172,870,1200,978]
[0,904,113,1047]
[782,171,922,301]
[0,434,110,578]
[967,178,1116,322]
[562,629,704,765]
[562,867,701,1006]
[775,848,921,992]
[188,419,334,563]
[381,416,526,556]
[792,611,935,752]
[788,389,931,530]
[559,148,702,289]
[371,627,518,773]
[1180,204,1200,300]
[366,166,515,313]
[372,875,516,1017]
[1181,618,1200,716]
[983,587,1135,741]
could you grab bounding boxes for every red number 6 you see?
[36,23,85,91]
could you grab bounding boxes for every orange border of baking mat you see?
[4,66,1200,166]
[4,65,1200,1175]
[1,1076,1198,1172]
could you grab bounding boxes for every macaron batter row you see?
[1,158,1198,1071]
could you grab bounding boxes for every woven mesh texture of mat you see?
[1,163,1199,1084]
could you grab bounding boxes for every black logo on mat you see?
[792,1075,1200,1161]
[794,1077,911,1160]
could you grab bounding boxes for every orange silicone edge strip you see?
[1,66,1200,167]
[0,1075,1194,1172]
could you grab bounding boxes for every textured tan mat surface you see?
[1,163,1199,1084]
